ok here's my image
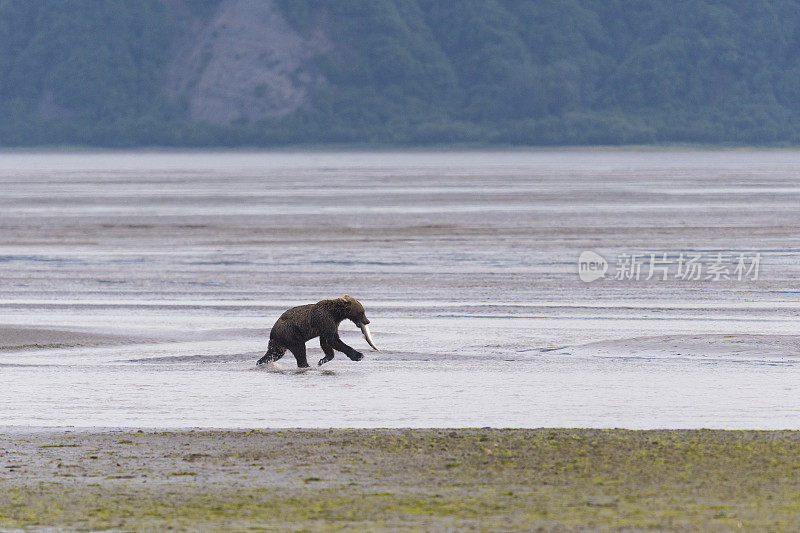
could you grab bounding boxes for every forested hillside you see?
[1,0,800,146]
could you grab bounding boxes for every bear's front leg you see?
[331,335,363,361]
[318,337,335,366]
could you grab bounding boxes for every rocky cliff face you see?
[164,0,329,124]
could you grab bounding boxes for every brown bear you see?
[256,295,379,368]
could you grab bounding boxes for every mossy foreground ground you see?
[2,429,800,530]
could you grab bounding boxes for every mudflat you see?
[0,326,149,352]
[3,151,800,429]
[2,428,800,530]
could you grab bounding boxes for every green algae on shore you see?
[2,428,800,530]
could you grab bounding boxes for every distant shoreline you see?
[2,143,800,153]
[2,428,799,529]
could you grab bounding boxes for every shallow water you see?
[1,150,800,429]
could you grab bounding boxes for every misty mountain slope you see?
[1,0,800,145]
[164,0,329,124]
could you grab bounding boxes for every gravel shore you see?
[2,428,800,530]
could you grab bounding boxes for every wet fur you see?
[257,295,371,367]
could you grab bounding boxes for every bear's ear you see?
[340,295,358,312]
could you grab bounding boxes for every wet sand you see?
[1,150,800,428]
[2,428,800,530]
[568,333,800,360]
[0,326,157,352]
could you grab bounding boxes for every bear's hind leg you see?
[287,343,310,368]
[257,339,286,365]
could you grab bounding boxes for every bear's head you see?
[339,295,379,351]
[340,294,369,325]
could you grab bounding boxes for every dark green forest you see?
[2,0,800,146]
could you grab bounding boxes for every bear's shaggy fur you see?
[257,295,372,367]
